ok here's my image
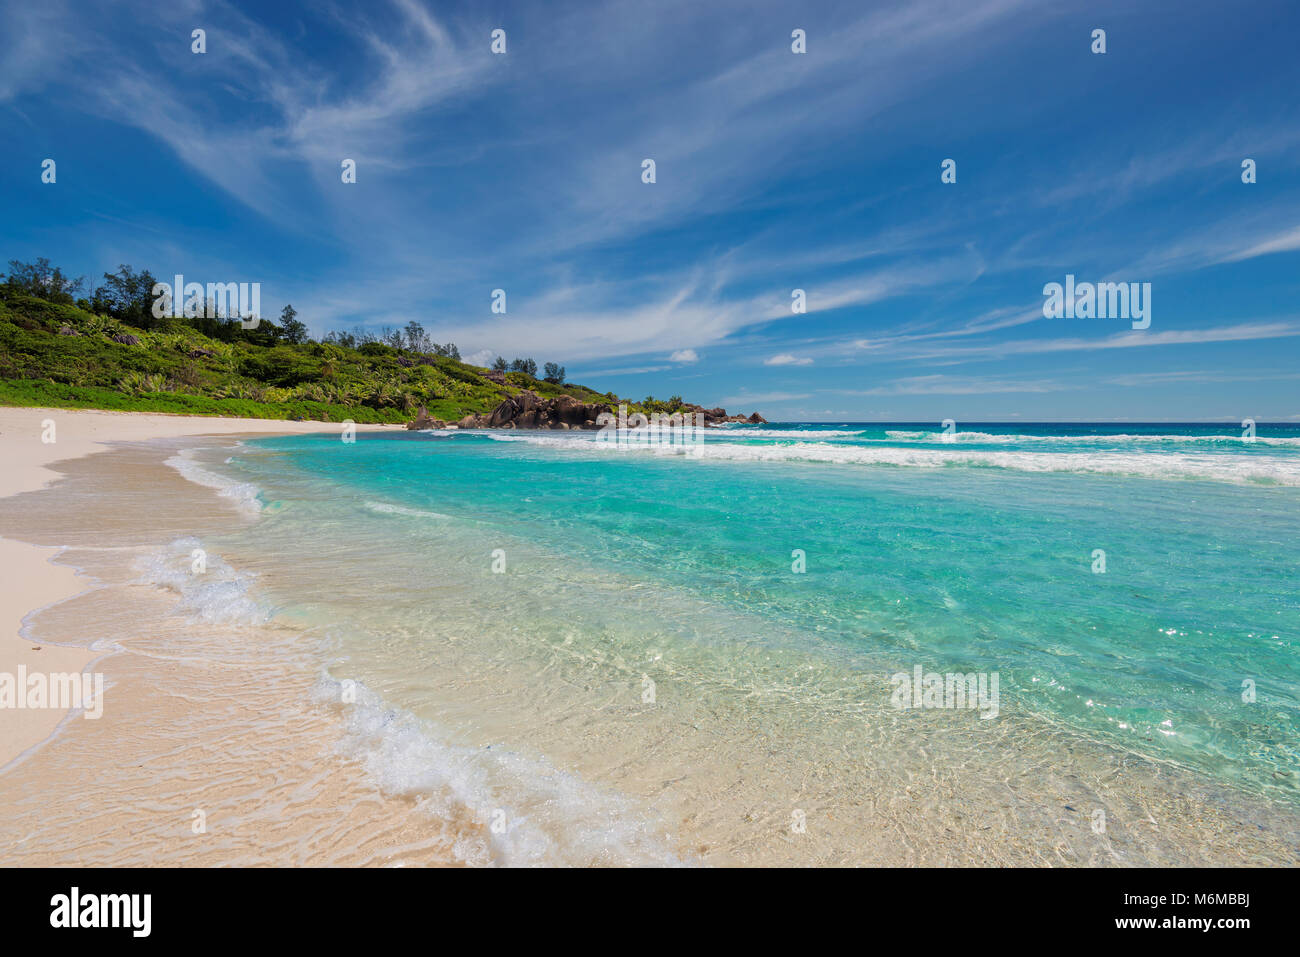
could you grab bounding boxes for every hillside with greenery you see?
[0,258,695,424]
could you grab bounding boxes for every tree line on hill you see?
[4,258,566,379]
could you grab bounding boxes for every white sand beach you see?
[0,408,355,766]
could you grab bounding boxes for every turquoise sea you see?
[165,422,1300,864]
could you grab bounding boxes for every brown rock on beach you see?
[405,405,447,430]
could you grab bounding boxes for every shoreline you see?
[1,407,1296,866]
[0,407,392,768]
[0,418,468,866]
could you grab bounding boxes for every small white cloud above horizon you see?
[670,349,700,363]
[764,353,813,366]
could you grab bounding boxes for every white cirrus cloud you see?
[1222,225,1300,263]
[570,365,668,377]
[764,354,813,366]
[670,349,700,363]
[831,375,1066,396]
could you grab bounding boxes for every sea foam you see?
[165,448,264,515]
[312,674,686,867]
[363,501,451,520]
[134,536,270,627]
[478,430,1300,485]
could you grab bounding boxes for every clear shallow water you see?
[169,423,1300,861]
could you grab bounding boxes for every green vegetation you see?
[0,258,683,423]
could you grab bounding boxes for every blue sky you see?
[3,0,1299,420]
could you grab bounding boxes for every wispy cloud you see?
[1221,225,1300,263]
[571,364,669,377]
[1103,369,1300,387]
[901,320,1300,363]
[831,375,1066,396]
[718,391,812,407]
[6,0,1300,420]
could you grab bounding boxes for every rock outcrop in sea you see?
[472,391,612,430]
[679,404,766,425]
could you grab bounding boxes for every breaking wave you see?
[478,430,1300,485]
[165,448,263,515]
[312,674,686,867]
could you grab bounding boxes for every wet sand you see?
[0,408,463,866]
